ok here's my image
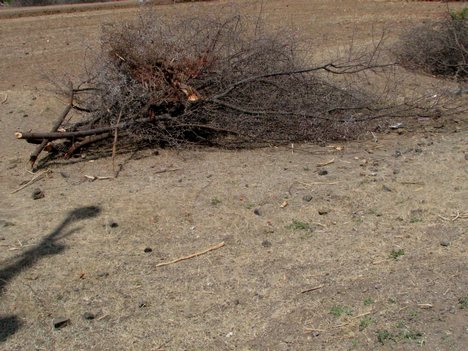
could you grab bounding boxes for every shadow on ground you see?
[0,206,101,342]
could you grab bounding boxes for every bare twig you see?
[1,93,7,104]
[300,284,324,294]
[84,175,112,181]
[316,159,335,167]
[11,169,52,194]
[154,168,181,174]
[299,181,340,186]
[64,133,111,158]
[16,116,159,141]
[417,303,433,309]
[156,242,225,267]
[30,82,74,168]
[399,181,425,185]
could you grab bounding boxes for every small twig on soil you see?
[372,259,388,265]
[154,168,181,174]
[300,284,324,294]
[156,242,225,267]
[299,181,340,186]
[438,214,450,221]
[438,211,467,221]
[303,327,326,333]
[417,303,433,309]
[316,159,335,167]
[84,175,112,181]
[11,169,52,194]
[399,181,425,185]
[1,93,7,104]
[155,337,173,351]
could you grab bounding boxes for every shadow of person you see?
[0,205,101,342]
[0,316,21,343]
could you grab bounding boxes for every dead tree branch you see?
[29,82,73,168]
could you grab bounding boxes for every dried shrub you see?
[395,14,467,80]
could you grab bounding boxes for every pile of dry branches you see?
[395,12,467,80]
[16,10,449,168]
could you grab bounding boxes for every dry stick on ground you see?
[10,169,52,194]
[300,284,324,294]
[156,242,225,267]
[153,168,181,174]
[29,82,74,168]
[1,93,7,104]
[15,116,157,141]
[316,159,335,167]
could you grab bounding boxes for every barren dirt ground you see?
[0,1,467,350]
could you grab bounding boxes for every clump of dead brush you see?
[16,7,453,168]
[394,9,467,80]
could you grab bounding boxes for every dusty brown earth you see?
[0,1,467,350]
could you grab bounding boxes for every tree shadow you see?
[0,206,101,343]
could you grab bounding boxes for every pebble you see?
[32,188,45,200]
[97,271,109,278]
[105,219,118,228]
[53,317,70,329]
[83,312,95,320]
[318,209,329,215]
[382,185,393,192]
[440,240,450,247]
[302,194,313,202]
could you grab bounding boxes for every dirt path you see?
[0,1,467,350]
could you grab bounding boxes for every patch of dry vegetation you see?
[395,10,467,80]
[16,7,456,167]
